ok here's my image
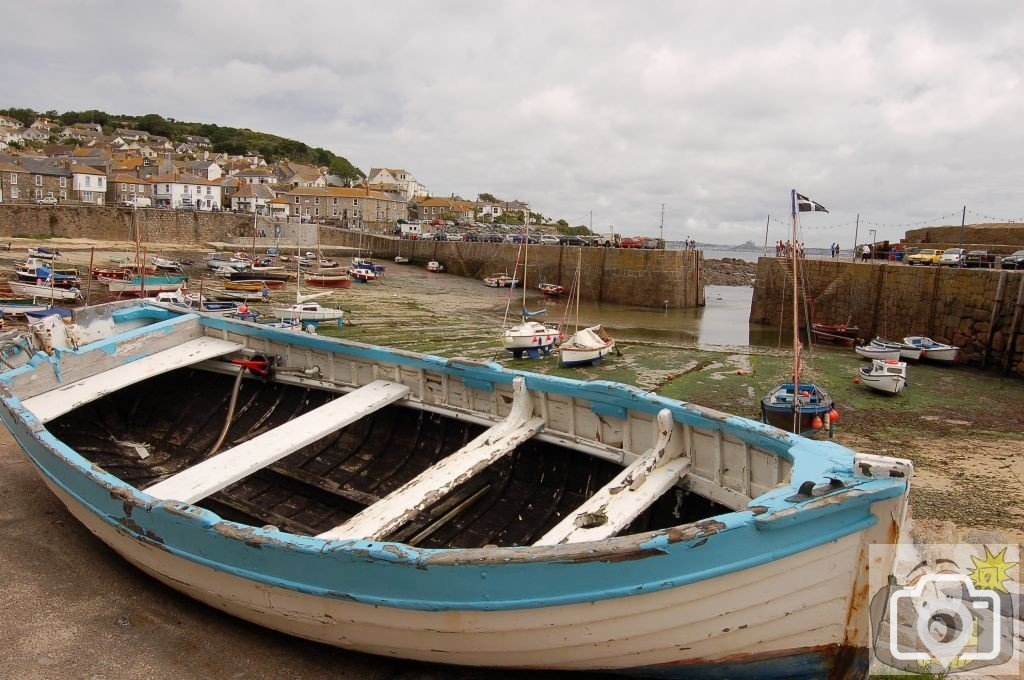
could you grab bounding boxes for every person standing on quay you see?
[861,243,871,262]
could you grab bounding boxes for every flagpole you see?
[763,215,770,256]
[852,213,859,263]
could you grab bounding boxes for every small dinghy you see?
[858,358,908,395]
[559,324,615,367]
[870,337,922,361]
[902,336,959,364]
[854,343,901,361]
[0,299,914,678]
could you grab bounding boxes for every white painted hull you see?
[41,476,879,672]
[855,345,900,361]
[270,306,344,321]
[7,281,81,300]
[501,322,559,353]
[858,371,906,394]
[921,347,957,363]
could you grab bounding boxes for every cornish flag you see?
[795,192,828,213]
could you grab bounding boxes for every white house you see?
[184,161,222,181]
[235,167,276,185]
[0,115,23,129]
[69,164,107,204]
[230,183,276,214]
[148,172,224,210]
[367,167,427,200]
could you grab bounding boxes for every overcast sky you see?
[4,1,1022,245]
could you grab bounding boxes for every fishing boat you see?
[105,273,190,295]
[216,288,271,302]
[224,270,292,285]
[854,343,901,361]
[151,256,185,272]
[902,336,959,364]
[27,246,57,259]
[8,279,82,301]
[25,306,74,321]
[150,289,242,316]
[393,256,410,265]
[305,273,352,289]
[761,191,837,437]
[538,281,564,296]
[269,300,344,323]
[558,248,615,367]
[349,267,378,283]
[857,358,908,395]
[426,261,445,273]
[0,298,50,317]
[0,298,914,678]
[869,337,922,361]
[484,273,518,288]
[810,322,859,346]
[352,256,386,274]
[14,258,81,287]
[204,253,251,271]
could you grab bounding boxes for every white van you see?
[123,197,152,208]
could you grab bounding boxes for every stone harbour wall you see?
[327,232,705,308]
[750,257,1024,378]
[0,204,257,245]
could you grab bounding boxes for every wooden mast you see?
[790,190,801,433]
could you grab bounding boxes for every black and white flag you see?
[795,193,828,213]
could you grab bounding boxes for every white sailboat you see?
[500,217,559,358]
[269,250,344,328]
[558,248,615,367]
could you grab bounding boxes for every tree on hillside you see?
[136,113,174,138]
[0,108,38,125]
[478,192,498,203]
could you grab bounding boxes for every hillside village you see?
[0,112,539,236]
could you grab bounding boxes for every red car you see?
[619,237,643,248]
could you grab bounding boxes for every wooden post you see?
[85,247,95,305]
[1001,274,1024,375]
[981,271,1007,368]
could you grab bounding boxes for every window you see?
[315,208,320,216]
[314,197,320,205]
[332,198,338,205]
[34,188,42,199]
[59,190,66,200]
[60,177,67,188]
[98,178,104,188]
[164,184,170,192]
[10,173,16,185]
[85,176,91,187]
[35,175,42,186]
[120,183,127,190]
[352,199,358,207]
[294,196,299,204]
[10,187,18,199]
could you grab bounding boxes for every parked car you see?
[446,233,463,242]
[35,196,58,205]
[619,237,644,249]
[906,248,943,266]
[964,250,997,268]
[558,235,587,246]
[1000,250,1024,270]
[938,247,966,267]
[539,234,560,245]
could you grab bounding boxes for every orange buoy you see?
[800,390,810,397]
[829,409,840,422]
[811,415,823,429]
[853,377,860,384]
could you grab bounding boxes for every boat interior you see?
[49,368,729,548]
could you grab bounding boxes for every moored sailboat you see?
[558,248,615,367]
[761,191,837,437]
[500,218,559,358]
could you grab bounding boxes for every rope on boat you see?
[207,365,246,456]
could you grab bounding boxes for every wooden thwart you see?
[318,376,543,541]
[536,409,690,546]
[146,379,410,504]
[23,337,243,424]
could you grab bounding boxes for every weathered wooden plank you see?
[318,376,543,541]
[535,409,690,546]
[145,380,410,504]
[23,336,243,423]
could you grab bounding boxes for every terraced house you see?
[413,197,475,223]
[286,187,407,231]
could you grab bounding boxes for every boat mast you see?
[521,213,529,316]
[790,190,801,432]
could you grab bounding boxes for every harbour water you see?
[542,284,779,348]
